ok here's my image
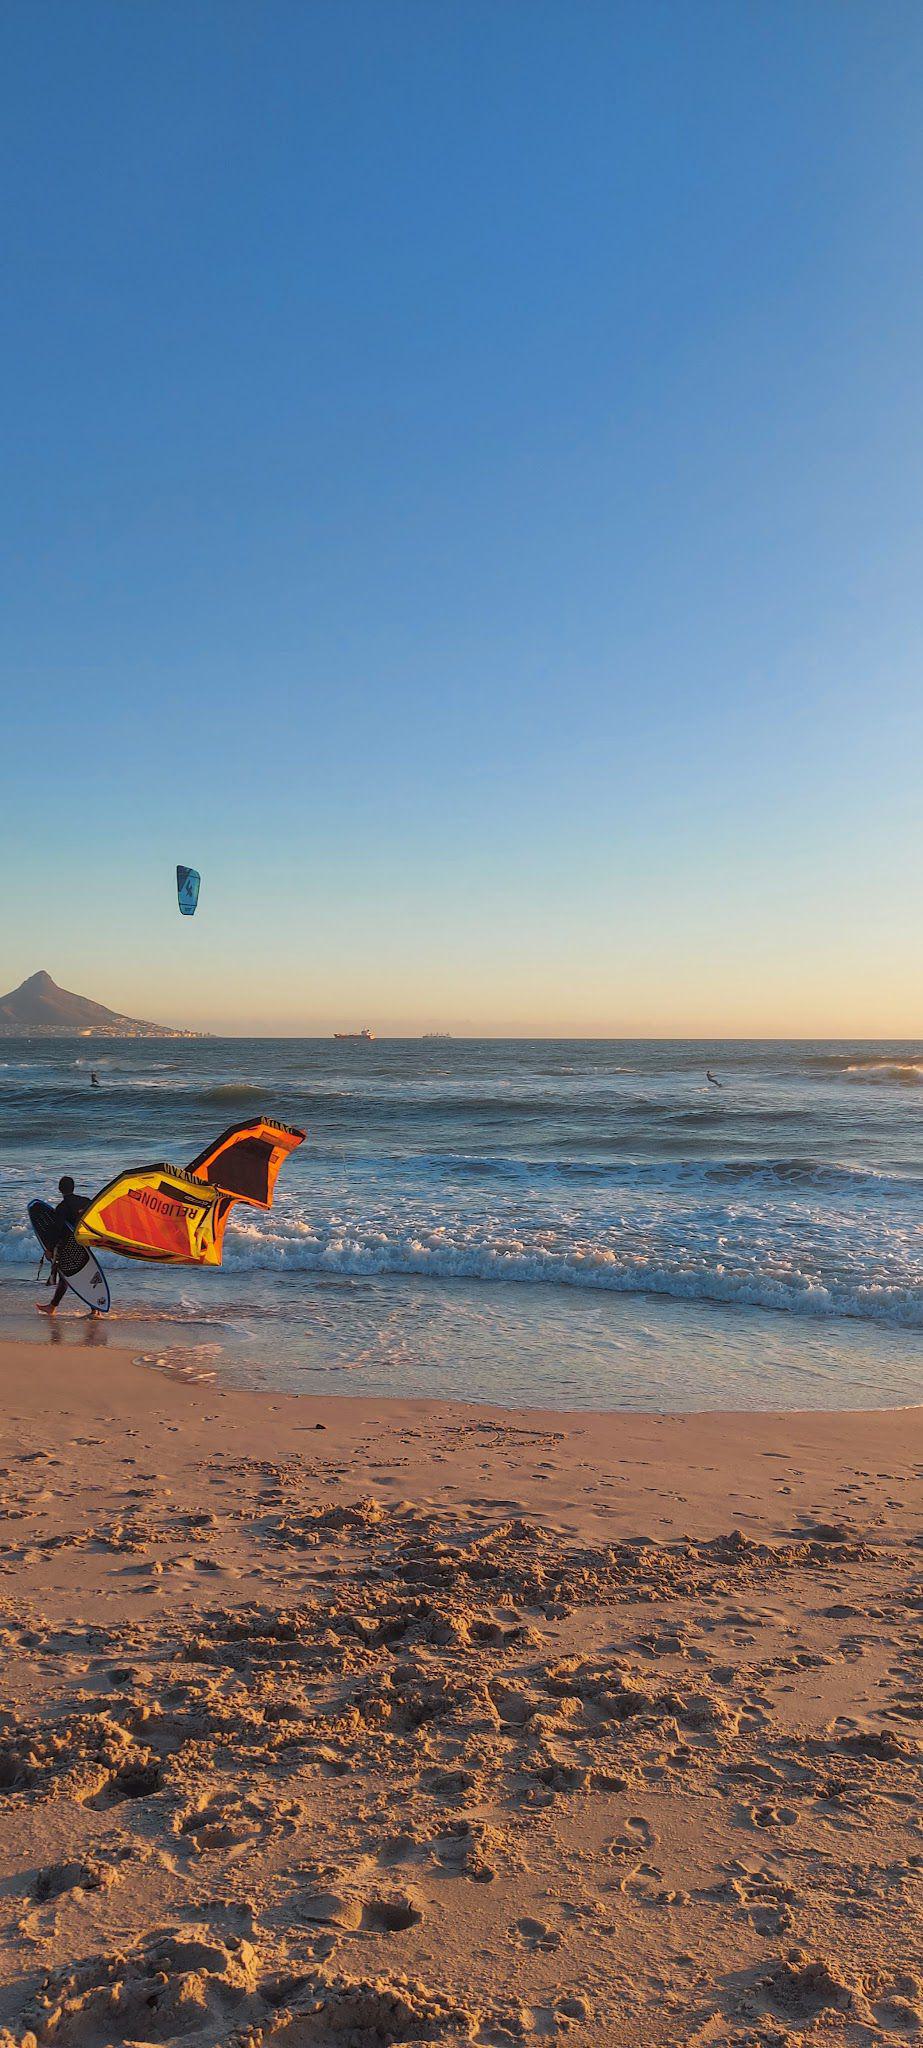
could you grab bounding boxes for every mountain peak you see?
[17,969,59,993]
[0,971,200,1038]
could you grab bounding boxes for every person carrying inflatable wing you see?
[37,1176,92,1315]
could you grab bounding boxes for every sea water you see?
[1,1037,920,1409]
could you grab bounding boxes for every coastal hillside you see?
[0,969,199,1039]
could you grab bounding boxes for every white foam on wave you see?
[211,1203,923,1330]
[2,1128,921,1335]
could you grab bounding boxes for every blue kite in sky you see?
[176,866,200,917]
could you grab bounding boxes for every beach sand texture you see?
[0,1341,920,2045]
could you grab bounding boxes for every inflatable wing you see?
[187,1118,305,1206]
[76,1165,229,1266]
[76,1121,304,1268]
[177,865,200,916]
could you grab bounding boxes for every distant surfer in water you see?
[706,1070,722,1088]
[37,1176,92,1315]
[90,1071,99,1087]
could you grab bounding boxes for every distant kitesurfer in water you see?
[37,1176,92,1315]
[90,1071,100,1087]
[706,1070,722,1088]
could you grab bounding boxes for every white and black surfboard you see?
[28,1201,111,1314]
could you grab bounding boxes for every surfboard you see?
[28,1200,111,1314]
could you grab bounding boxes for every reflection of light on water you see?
[134,1345,220,1385]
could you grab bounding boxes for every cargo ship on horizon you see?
[333,1027,375,1042]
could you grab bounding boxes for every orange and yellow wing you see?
[187,1118,305,1207]
[76,1165,227,1265]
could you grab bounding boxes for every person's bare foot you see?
[36,1303,56,1316]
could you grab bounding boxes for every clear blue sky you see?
[1,0,921,1034]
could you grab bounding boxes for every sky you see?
[1,0,921,1037]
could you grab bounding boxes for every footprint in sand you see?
[430,1819,500,1883]
[375,1832,420,1867]
[748,1802,799,1829]
[300,1891,364,1931]
[361,1894,423,1933]
[514,1916,561,1952]
[177,1799,257,1853]
[611,1813,656,1852]
[33,1856,114,1902]
[299,1888,422,1935]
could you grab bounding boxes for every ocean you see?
[1,1036,921,1410]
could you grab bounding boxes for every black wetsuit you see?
[50,1190,90,1250]
[42,1190,91,1310]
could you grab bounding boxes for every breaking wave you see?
[213,1213,923,1329]
[807,1050,923,1083]
[843,1061,923,1085]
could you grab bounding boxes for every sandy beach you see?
[0,1341,918,2045]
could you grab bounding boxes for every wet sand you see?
[0,1338,920,2045]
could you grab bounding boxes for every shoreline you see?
[3,1317,923,1421]
[1,1337,921,2042]
[2,1258,921,1416]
